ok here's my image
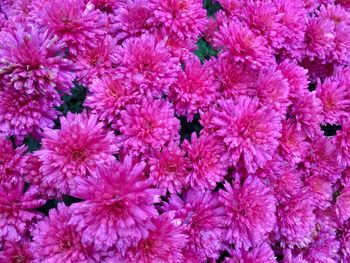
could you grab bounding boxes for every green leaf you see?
[194,38,219,62]
[57,83,87,115]
[24,136,41,152]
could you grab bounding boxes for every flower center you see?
[71,149,87,162]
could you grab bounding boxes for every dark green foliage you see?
[57,83,87,115]
[195,38,218,62]
[24,136,41,152]
[321,124,341,136]
[203,0,222,17]
[179,114,203,142]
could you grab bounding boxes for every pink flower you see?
[282,249,307,263]
[147,0,208,40]
[36,0,107,56]
[276,189,316,248]
[289,91,324,138]
[278,120,309,164]
[317,77,350,124]
[169,56,219,121]
[114,34,180,98]
[35,112,118,195]
[213,21,274,68]
[207,96,282,173]
[125,212,187,262]
[90,0,123,13]
[219,176,276,249]
[335,184,350,223]
[0,136,27,186]
[182,132,228,191]
[0,25,75,95]
[336,120,350,168]
[226,242,277,263]
[0,181,45,242]
[165,190,227,261]
[69,156,160,253]
[31,203,104,263]
[0,240,33,262]
[305,175,333,210]
[148,143,190,194]
[0,88,61,143]
[116,99,180,156]
[84,75,141,125]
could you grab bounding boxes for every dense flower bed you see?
[1,0,350,262]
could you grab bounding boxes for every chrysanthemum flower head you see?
[335,184,350,223]
[0,180,45,242]
[0,240,33,262]
[84,75,141,125]
[207,96,282,173]
[0,135,27,185]
[147,0,208,40]
[125,212,187,262]
[69,156,160,253]
[336,120,350,168]
[148,143,190,195]
[226,242,277,263]
[219,176,276,249]
[31,203,104,263]
[36,0,107,56]
[305,175,333,210]
[114,34,181,98]
[0,25,75,95]
[116,98,180,156]
[182,132,228,191]
[169,56,219,121]
[35,112,118,195]
[213,21,275,68]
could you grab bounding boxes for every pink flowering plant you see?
[1,0,350,262]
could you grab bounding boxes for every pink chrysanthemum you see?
[37,0,107,56]
[148,143,190,194]
[277,61,309,98]
[219,176,276,249]
[90,0,123,13]
[338,0,350,9]
[276,189,316,248]
[31,203,104,263]
[317,77,350,124]
[69,157,160,253]
[84,75,141,125]
[304,135,342,182]
[35,112,118,195]
[0,88,61,142]
[305,175,333,210]
[289,91,324,138]
[125,212,187,262]
[116,99,180,156]
[254,67,290,114]
[169,56,219,121]
[336,120,350,168]
[213,21,274,68]
[335,184,350,223]
[0,25,75,95]
[0,181,44,242]
[282,249,307,263]
[147,0,208,40]
[165,190,227,261]
[207,96,282,173]
[278,120,309,164]
[74,36,116,86]
[0,136,27,185]
[212,56,256,99]
[182,132,228,191]
[305,17,335,61]
[226,243,277,263]
[112,0,153,41]
[0,240,33,262]
[114,34,180,98]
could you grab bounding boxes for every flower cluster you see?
[1,0,350,261]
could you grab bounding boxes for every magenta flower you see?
[31,203,104,263]
[0,181,45,242]
[207,96,282,173]
[147,0,208,40]
[169,56,219,121]
[213,21,274,68]
[36,0,107,56]
[69,156,160,253]
[148,143,190,194]
[335,184,350,223]
[0,25,75,95]
[116,98,180,156]
[336,120,350,168]
[0,240,33,263]
[113,34,180,98]
[84,75,141,125]
[305,175,333,210]
[35,112,118,195]
[227,243,277,263]
[125,212,187,262]
[219,176,276,249]
[182,132,228,191]
[165,190,227,261]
